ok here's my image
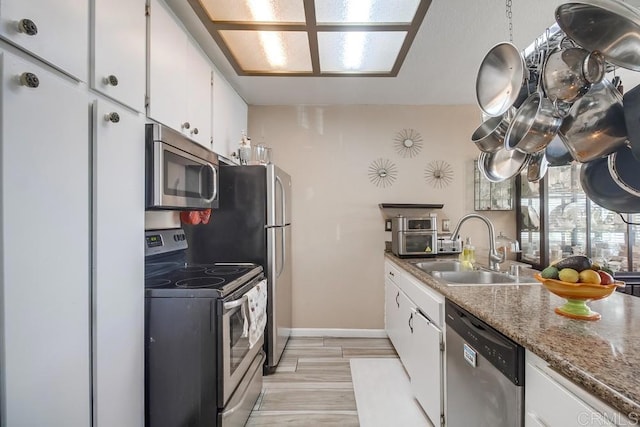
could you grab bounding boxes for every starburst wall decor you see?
[424,160,453,189]
[368,158,398,188]
[394,128,423,158]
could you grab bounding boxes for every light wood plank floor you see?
[247,337,398,426]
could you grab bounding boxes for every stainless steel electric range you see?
[144,228,265,427]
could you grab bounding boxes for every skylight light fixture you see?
[341,1,371,69]
[246,1,287,68]
[188,0,432,76]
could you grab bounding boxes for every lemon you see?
[578,269,601,284]
[558,268,579,283]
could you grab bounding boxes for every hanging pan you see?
[476,42,528,117]
[478,148,530,183]
[580,150,640,213]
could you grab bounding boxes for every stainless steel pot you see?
[556,0,640,71]
[559,79,628,162]
[478,149,530,183]
[471,110,513,153]
[623,83,640,161]
[504,92,563,154]
[542,45,605,104]
[476,43,527,117]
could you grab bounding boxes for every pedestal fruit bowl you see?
[534,255,625,320]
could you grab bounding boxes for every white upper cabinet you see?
[148,0,212,147]
[0,0,88,80]
[92,0,146,112]
[186,41,212,147]
[213,68,248,158]
[0,51,91,427]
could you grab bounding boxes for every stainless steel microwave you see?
[145,123,219,210]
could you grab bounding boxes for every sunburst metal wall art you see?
[368,158,398,188]
[425,160,454,189]
[394,128,423,158]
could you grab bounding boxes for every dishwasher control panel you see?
[445,299,525,386]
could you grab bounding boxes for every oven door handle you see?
[223,295,247,310]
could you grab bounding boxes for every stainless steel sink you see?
[429,270,539,286]
[410,259,539,286]
[411,260,464,273]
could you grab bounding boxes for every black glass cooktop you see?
[144,262,263,298]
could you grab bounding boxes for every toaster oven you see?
[391,216,438,257]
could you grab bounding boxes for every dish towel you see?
[245,279,268,348]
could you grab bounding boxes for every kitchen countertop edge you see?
[385,252,640,419]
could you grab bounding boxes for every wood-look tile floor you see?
[247,337,398,426]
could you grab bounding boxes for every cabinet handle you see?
[105,112,120,123]
[103,75,119,86]
[182,121,191,130]
[395,291,400,308]
[19,72,39,88]
[408,312,414,334]
[18,19,38,36]
[389,271,395,277]
[191,127,199,135]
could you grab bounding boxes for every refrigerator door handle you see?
[275,175,286,225]
[276,227,285,279]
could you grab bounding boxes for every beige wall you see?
[248,105,516,330]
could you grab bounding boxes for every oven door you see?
[148,140,218,210]
[399,231,437,255]
[219,276,265,407]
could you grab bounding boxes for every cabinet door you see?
[92,0,146,112]
[185,40,212,148]
[408,310,443,426]
[148,0,187,131]
[92,100,145,427]
[0,52,90,426]
[525,356,616,427]
[213,68,248,157]
[384,278,402,351]
[0,0,88,80]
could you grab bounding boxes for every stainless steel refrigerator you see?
[183,164,292,373]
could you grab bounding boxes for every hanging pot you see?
[471,109,513,153]
[580,151,640,213]
[476,43,528,117]
[556,0,640,71]
[504,91,563,154]
[559,79,628,162]
[542,43,605,104]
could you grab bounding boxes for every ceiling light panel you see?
[318,31,407,72]
[314,0,421,24]
[198,0,305,23]
[219,30,312,72]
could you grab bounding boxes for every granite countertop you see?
[385,253,640,419]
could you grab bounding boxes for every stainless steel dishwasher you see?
[445,299,525,426]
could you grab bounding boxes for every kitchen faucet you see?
[450,213,505,271]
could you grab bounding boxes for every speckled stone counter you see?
[385,253,640,419]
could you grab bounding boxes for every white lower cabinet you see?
[92,99,145,426]
[0,51,91,427]
[525,351,629,427]
[385,260,444,426]
[408,309,443,426]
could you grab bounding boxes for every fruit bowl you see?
[534,273,625,320]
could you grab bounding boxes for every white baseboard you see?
[290,328,388,338]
